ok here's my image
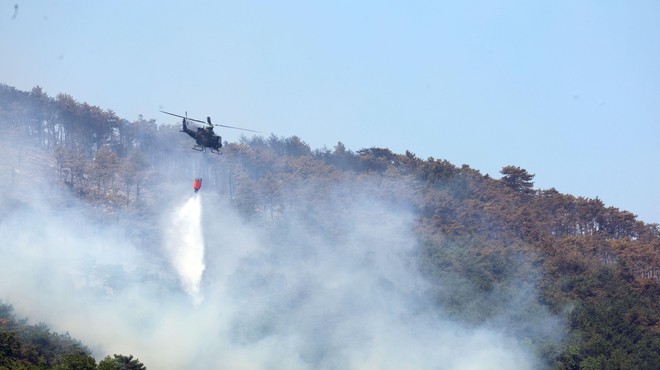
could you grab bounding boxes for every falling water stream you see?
[165,194,205,305]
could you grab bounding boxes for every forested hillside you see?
[1,84,658,369]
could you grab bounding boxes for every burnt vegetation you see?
[1,84,658,369]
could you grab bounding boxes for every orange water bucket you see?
[193,178,202,192]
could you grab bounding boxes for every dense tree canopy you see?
[97,354,146,370]
[1,84,658,369]
[0,302,146,369]
[500,165,535,193]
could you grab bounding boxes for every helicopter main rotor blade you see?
[161,110,260,132]
[212,123,261,133]
[160,110,207,124]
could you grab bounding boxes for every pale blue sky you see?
[2,1,659,224]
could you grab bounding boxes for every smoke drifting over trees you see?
[0,84,658,369]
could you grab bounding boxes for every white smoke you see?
[164,194,205,305]
[0,175,560,369]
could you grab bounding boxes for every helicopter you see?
[160,110,259,154]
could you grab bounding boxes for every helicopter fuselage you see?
[182,121,222,153]
[161,110,257,154]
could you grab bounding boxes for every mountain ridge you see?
[1,83,658,369]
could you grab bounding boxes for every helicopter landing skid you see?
[192,145,222,155]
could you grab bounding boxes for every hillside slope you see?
[1,84,658,369]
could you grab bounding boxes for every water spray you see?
[165,194,206,305]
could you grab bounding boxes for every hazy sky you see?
[2,1,658,223]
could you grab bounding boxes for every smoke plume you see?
[0,141,561,369]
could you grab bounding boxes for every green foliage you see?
[0,303,143,369]
[500,165,535,193]
[97,354,146,370]
[54,350,96,370]
[0,302,98,370]
[548,264,660,369]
